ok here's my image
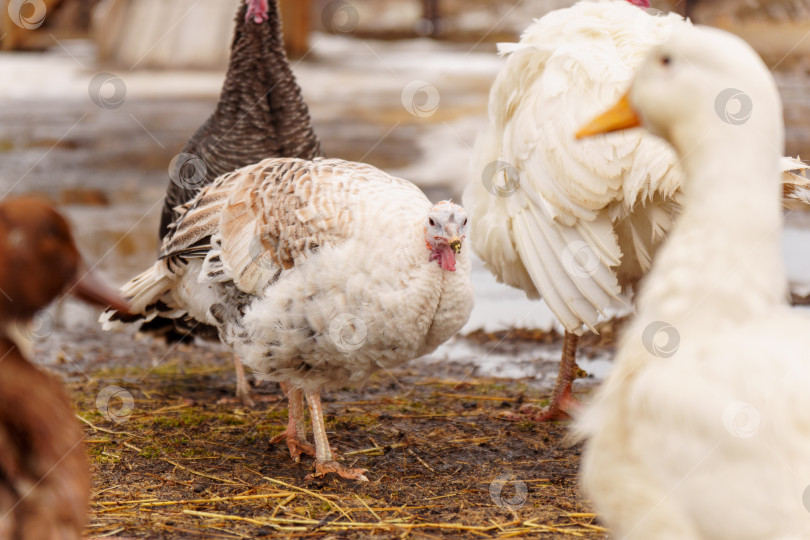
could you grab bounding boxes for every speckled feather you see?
[158,0,322,239]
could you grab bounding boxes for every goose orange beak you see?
[575,91,641,139]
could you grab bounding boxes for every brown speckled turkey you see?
[103,158,474,481]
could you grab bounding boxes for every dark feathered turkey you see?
[143,0,322,404]
[159,0,322,238]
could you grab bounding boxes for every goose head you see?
[576,25,783,168]
[425,201,468,272]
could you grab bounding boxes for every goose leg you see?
[270,382,315,462]
[304,390,368,482]
[233,355,255,407]
[501,331,581,422]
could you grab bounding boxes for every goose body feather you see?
[464,0,808,335]
[575,24,810,539]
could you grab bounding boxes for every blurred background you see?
[3,0,810,381]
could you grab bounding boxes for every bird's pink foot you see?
[500,402,573,422]
[270,430,316,463]
[227,355,256,407]
[498,386,580,423]
[503,334,584,423]
[306,460,368,482]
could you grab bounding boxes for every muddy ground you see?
[48,326,617,540]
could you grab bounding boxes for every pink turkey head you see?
[245,0,270,23]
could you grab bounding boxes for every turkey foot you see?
[270,429,316,463]
[234,355,255,407]
[307,460,369,482]
[305,389,369,482]
[271,383,315,462]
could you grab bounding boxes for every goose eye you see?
[462,218,468,226]
[429,218,435,227]
[661,55,672,66]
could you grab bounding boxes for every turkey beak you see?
[72,265,131,314]
[575,91,641,139]
[449,238,462,254]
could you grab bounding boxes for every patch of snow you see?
[783,224,810,295]
[0,47,224,101]
[419,335,615,388]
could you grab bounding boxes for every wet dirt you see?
[43,326,606,539]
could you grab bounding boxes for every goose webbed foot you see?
[499,386,579,422]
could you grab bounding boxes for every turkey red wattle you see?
[430,245,457,272]
[626,0,651,7]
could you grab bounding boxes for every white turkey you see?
[102,157,474,481]
[575,24,810,539]
[463,0,809,420]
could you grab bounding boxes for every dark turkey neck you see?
[159,0,322,238]
[194,0,322,164]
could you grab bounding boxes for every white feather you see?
[464,0,809,335]
[576,24,810,539]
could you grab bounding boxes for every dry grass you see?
[58,330,610,539]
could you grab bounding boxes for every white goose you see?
[575,25,810,538]
[103,157,474,481]
[463,0,808,420]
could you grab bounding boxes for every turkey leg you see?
[270,382,315,462]
[304,390,368,482]
[233,355,255,407]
